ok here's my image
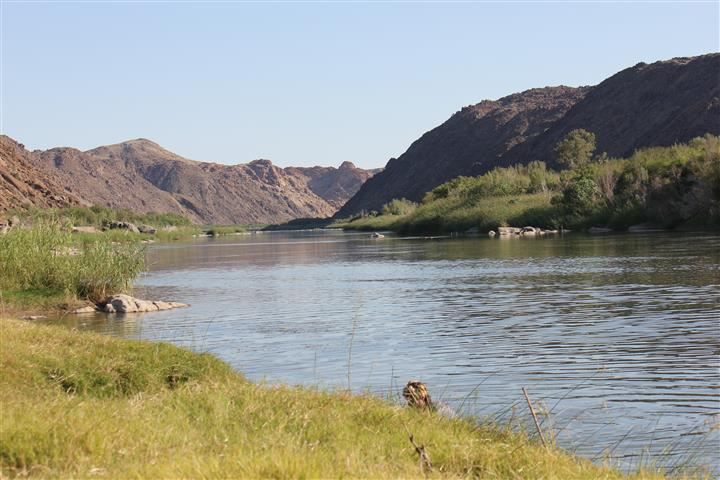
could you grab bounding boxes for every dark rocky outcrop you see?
[338,53,720,216]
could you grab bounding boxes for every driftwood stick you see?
[408,433,433,474]
[522,387,548,448]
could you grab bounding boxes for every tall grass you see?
[0,318,667,479]
[11,205,192,228]
[334,193,556,234]
[0,222,144,302]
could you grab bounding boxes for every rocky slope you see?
[18,138,377,224]
[338,53,720,216]
[0,136,84,213]
[499,54,720,169]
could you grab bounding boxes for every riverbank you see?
[333,135,720,235]
[0,317,668,479]
[0,213,261,315]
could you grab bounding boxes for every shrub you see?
[381,198,417,216]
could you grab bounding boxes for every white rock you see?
[105,294,188,314]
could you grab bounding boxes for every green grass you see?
[205,225,248,236]
[334,193,557,234]
[0,222,144,305]
[10,205,192,228]
[0,318,668,479]
[154,225,204,241]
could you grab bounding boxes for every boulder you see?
[137,224,157,234]
[488,230,497,237]
[521,226,538,235]
[105,221,140,233]
[497,226,521,235]
[104,294,188,314]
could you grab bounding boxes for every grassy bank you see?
[0,222,145,313]
[335,135,720,235]
[11,205,193,229]
[0,318,667,479]
[5,205,268,242]
[0,214,267,313]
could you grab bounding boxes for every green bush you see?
[381,198,417,216]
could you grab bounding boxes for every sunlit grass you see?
[334,193,556,234]
[0,222,144,304]
[0,318,669,479]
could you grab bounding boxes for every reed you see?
[0,222,144,303]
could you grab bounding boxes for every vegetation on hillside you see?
[334,134,720,234]
[0,318,667,479]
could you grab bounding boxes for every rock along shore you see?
[73,294,189,314]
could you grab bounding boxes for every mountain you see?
[338,86,590,216]
[9,138,377,224]
[338,53,720,216]
[0,136,84,213]
[498,54,720,169]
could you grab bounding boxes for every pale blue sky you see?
[2,2,718,168]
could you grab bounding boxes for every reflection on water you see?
[50,231,720,473]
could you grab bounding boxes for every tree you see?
[561,173,598,214]
[555,129,597,169]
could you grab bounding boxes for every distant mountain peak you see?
[339,161,356,169]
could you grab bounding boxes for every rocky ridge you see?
[0,136,85,212]
[1,136,378,224]
[338,53,720,216]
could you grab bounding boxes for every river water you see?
[53,230,720,474]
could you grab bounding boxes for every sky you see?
[1,2,718,169]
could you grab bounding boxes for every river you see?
[51,230,720,474]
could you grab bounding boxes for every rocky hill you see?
[5,137,377,224]
[338,53,720,216]
[0,136,84,213]
[499,54,720,169]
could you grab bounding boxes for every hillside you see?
[499,54,720,169]
[338,86,589,216]
[0,136,85,213]
[338,53,720,216]
[15,138,377,224]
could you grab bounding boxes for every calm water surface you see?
[53,231,720,473]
